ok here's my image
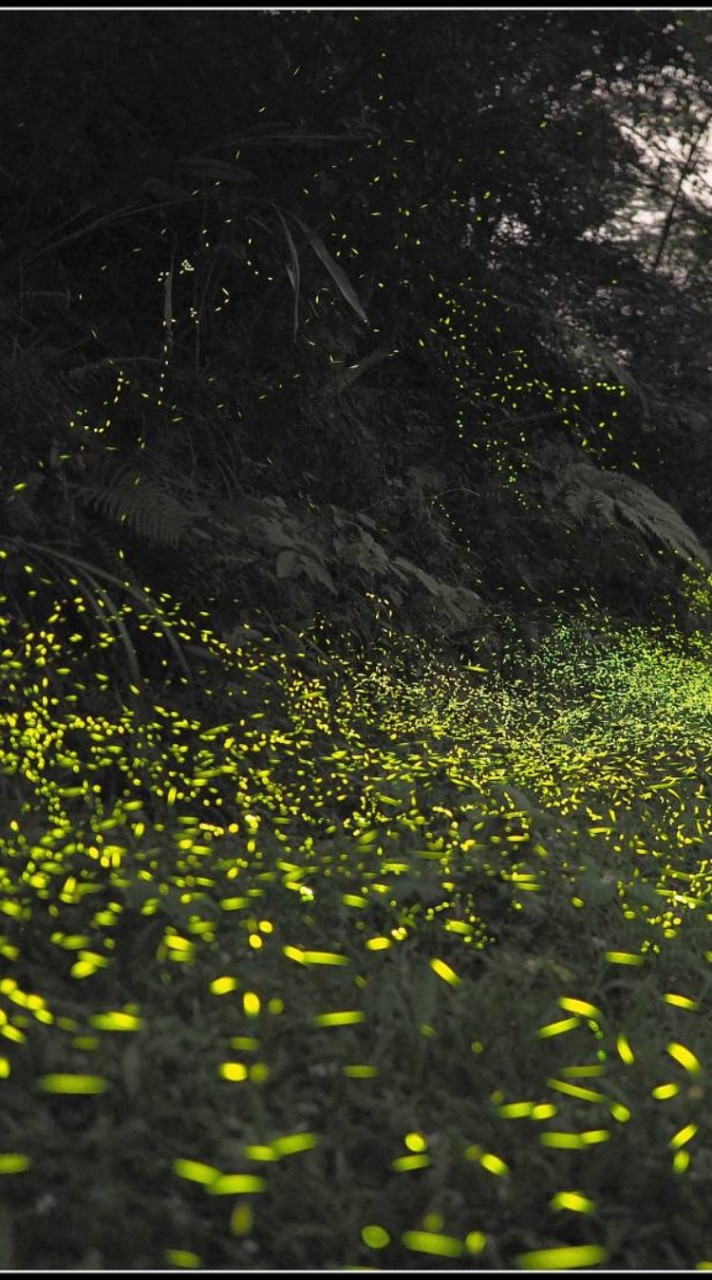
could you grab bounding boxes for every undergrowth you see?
[1,595,712,1268]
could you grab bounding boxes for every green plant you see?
[559,459,711,570]
[3,594,712,1268]
[0,537,191,690]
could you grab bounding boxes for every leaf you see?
[339,531,391,575]
[258,518,298,549]
[356,512,377,530]
[393,555,435,592]
[301,557,335,592]
[274,209,301,338]
[276,549,299,579]
[569,463,711,569]
[21,542,192,683]
[409,565,442,597]
[89,581,143,689]
[77,464,194,549]
[224,129,375,149]
[440,584,481,622]
[293,215,369,326]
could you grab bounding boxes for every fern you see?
[76,464,196,549]
[563,461,710,570]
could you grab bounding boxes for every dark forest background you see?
[3,9,712,681]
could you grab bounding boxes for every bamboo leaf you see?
[178,156,255,185]
[293,215,369,326]
[275,209,301,338]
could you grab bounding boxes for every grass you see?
[2,594,712,1269]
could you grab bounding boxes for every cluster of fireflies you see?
[1,580,712,1266]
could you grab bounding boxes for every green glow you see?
[313,1010,365,1026]
[208,1173,266,1194]
[165,1250,202,1268]
[516,1244,608,1269]
[271,1133,317,1157]
[402,1230,463,1257]
[0,1153,32,1174]
[550,1190,596,1214]
[667,1042,702,1075]
[173,1158,220,1185]
[5,568,712,1270]
[540,1130,610,1149]
[37,1074,108,1094]
[362,1225,390,1249]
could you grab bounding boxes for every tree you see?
[1,10,711,666]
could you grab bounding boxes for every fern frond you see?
[566,461,710,569]
[76,465,195,549]
[57,356,158,394]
